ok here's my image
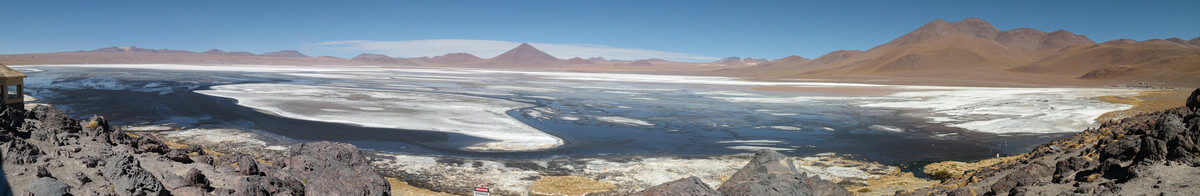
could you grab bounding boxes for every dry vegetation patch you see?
[388,177,453,196]
[922,154,1028,180]
[1097,89,1188,121]
[529,176,616,196]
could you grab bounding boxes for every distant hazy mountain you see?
[0,46,350,65]
[202,49,256,56]
[352,53,414,65]
[427,53,483,64]
[564,57,592,65]
[716,57,768,66]
[261,50,309,58]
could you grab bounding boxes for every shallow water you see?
[16,65,1101,164]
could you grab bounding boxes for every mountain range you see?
[724,18,1199,86]
[0,17,1196,86]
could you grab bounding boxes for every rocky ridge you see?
[0,105,389,195]
[897,88,1200,195]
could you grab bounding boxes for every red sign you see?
[474,187,490,192]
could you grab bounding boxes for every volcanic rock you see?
[166,149,192,163]
[101,152,166,195]
[1188,88,1199,110]
[184,168,212,190]
[633,176,719,196]
[717,150,851,196]
[282,141,389,195]
[28,177,70,196]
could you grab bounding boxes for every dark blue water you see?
[17,66,1069,164]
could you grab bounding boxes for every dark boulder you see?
[134,135,168,154]
[24,105,81,135]
[1098,159,1129,180]
[232,175,305,196]
[35,165,52,178]
[28,177,70,196]
[183,145,204,155]
[282,141,389,196]
[81,156,101,168]
[1100,136,1140,161]
[2,138,41,164]
[633,176,719,196]
[1186,88,1199,111]
[166,149,192,163]
[1053,156,1093,183]
[219,153,262,176]
[74,171,92,184]
[185,168,212,190]
[0,106,24,134]
[82,115,116,143]
[101,152,166,195]
[716,150,851,196]
[191,155,214,165]
[1137,136,1169,162]
[160,172,188,190]
[989,162,1051,194]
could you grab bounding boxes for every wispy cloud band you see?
[313,39,719,62]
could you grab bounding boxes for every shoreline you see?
[1096,89,1191,122]
[10,63,1164,194]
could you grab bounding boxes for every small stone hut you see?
[0,63,26,107]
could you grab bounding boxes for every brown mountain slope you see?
[732,18,1095,78]
[809,18,1094,75]
[1013,39,1200,85]
[730,18,1147,86]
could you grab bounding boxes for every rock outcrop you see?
[1188,88,1199,110]
[102,152,168,195]
[281,141,390,195]
[636,150,852,196]
[633,176,720,196]
[0,104,390,195]
[898,88,1200,195]
[717,150,852,196]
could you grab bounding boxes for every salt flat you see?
[19,64,1139,158]
[196,83,564,151]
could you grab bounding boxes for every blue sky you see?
[1,0,1198,61]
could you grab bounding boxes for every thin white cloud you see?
[313,39,719,62]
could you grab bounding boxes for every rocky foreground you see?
[0,105,389,195]
[0,103,856,196]
[899,89,1200,195]
[633,150,853,196]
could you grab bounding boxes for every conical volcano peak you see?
[485,42,563,66]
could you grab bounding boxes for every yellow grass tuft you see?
[85,120,100,129]
[923,154,1028,180]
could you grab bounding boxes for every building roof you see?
[0,63,26,78]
